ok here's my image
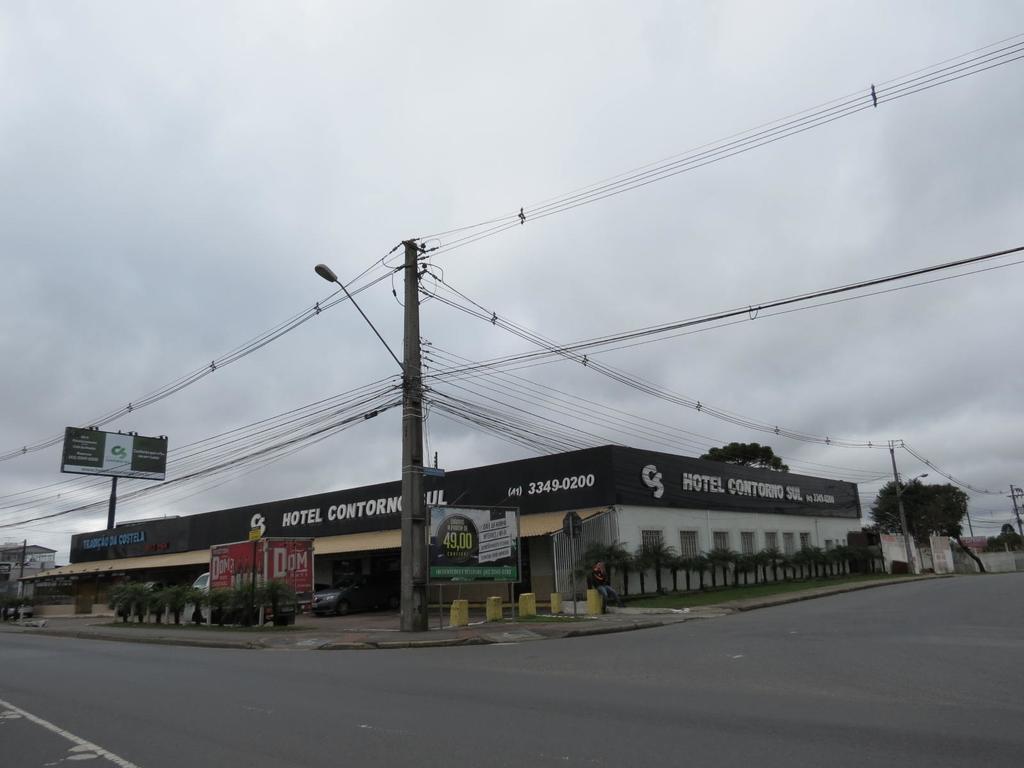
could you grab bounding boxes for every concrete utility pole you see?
[889,443,917,574]
[1010,486,1023,537]
[400,240,428,632]
[17,539,27,598]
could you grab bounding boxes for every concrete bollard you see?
[518,592,537,617]
[449,599,469,627]
[485,595,503,622]
[549,593,562,614]
[587,588,603,616]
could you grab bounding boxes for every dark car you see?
[312,574,399,616]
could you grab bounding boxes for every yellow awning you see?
[24,549,211,580]
[519,507,607,537]
[314,530,401,555]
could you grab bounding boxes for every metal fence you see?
[552,509,617,598]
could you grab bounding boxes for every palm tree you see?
[584,541,632,596]
[674,556,696,592]
[123,583,149,623]
[633,546,653,595]
[667,554,685,592]
[641,540,677,594]
[734,554,755,586]
[752,551,770,584]
[692,554,711,590]
[763,547,783,582]
[708,548,736,588]
[207,588,233,626]
[832,545,853,576]
[147,589,167,624]
[107,584,133,623]
[162,585,191,625]
[791,549,811,580]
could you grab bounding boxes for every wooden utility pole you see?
[400,240,428,631]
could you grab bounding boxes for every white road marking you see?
[0,698,141,768]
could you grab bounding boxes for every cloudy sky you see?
[2,1,1022,563]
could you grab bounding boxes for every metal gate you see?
[552,508,617,598]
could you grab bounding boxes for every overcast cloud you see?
[2,1,1022,562]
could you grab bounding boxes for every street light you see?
[315,249,429,632]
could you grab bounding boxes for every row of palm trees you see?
[583,540,880,596]
[107,580,296,626]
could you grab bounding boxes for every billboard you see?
[429,506,520,583]
[61,427,168,480]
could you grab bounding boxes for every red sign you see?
[265,539,314,595]
[209,538,313,594]
[210,541,261,590]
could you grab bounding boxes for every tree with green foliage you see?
[161,585,191,625]
[871,480,985,572]
[147,589,167,624]
[583,541,632,596]
[734,554,755,585]
[691,554,710,590]
[763,547,783,582]
[259,579,297,623]
[207,588,233,626]
[707,548,735,587]
[107,584,133,623]
[700,442,789,471]
[639,539,676,594]
[986,531,1022,551]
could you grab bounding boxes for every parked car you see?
[312,574,399,616]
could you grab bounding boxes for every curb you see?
[1,627,259,650]
[727,575,948,613]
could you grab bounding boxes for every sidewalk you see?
[0,575,941,651]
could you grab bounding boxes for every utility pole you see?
[1010,485,1024,537]
[17,539,27,599]
[107,476,118,530]
[400,240,428,632]
[889,443,917,574]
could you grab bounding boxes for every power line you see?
[420,37,1024,257]
[0,259,397,463]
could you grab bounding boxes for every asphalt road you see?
[2,574,1022,767]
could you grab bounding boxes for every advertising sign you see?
[429,506,520,583]
[209,538,314,596]
[210,541,260,590]
[61,427,168,480]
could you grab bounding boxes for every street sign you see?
[423,467,446,478]
[248,528,262,542]
[562,511,583,538]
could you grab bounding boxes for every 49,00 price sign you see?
[428,506,520,583]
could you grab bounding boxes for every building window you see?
[679,530,699,559]
[740,531,755,555]
[783,532,795,555]
[800,532,811,550]
[713,531,730,551]
[825,539,834,551]
[641,529,664,550]
[764,531,779,551]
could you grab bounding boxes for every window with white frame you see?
[740,531,755,555]
[764,531,779,551]
[679,530,699,559]
[800,532,811,550]
[641,529,664,551]
[713,531,730,550]
[783,532,795,555]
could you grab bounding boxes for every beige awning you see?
[23,549,211,580]
[519,507,607,537]
[314,530,401,555]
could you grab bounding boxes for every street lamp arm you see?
[314,264,404,373]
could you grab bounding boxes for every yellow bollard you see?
[587,588,603,616]
[449,599,469,627]
[518,592,537,617]
[549,593,562,615]
[485,595,503,622]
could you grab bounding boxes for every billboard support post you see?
[250,538,258,626]
[107,476,118,530]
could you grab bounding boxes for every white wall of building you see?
[613,504,862,594]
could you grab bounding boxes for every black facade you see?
[70,446,860,563]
